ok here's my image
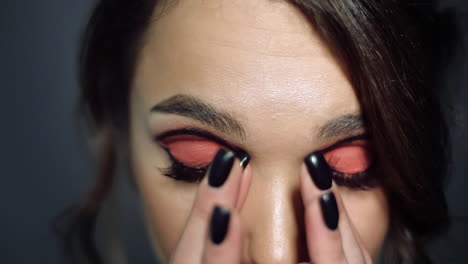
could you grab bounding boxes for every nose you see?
[240,164,309,263]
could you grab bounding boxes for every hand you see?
[301,152,373,264]
[169,149,372,264]
[169,148,250,264]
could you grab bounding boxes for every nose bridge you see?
[241,164,308,263]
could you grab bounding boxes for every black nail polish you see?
[237,151,250,168]
[320,192,339,230]
[304,151,332,190]
[210,206,230,245]
[208,149,235,187]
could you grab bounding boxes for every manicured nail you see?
[304,151,332,190]
[210,205,230,244]
[320,192,339,230]
[237,151,250,168]
[208,149,235,187]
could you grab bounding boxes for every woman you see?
[62,0,455,263]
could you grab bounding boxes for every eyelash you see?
[157,133,377,189]
[323,136,377,190]
[161,161,377,190]
[161,149,210,182]
[330,168,376,190]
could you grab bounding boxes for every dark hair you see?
[58,0,458,263]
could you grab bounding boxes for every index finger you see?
[169,149,246,264]
[301,151,368,263]
[300,154,345,264]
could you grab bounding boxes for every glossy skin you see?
[129,0,389,262]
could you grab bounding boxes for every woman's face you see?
[129,0,389,262]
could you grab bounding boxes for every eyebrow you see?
[151,95,364,141]
[316,114,365,139]
[150,94,247,140]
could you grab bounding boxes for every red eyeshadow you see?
[160,135,221,167]
[323,140,373,174]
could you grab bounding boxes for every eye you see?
[322,137,377,189]
[160,134,222,168]
[154,129,236,182]
[323,139,373,175]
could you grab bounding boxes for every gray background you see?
[1,0,467,263]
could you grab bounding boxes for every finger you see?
[301,152,344,264]
[333,190,371,263]
[235,163,251,209]
[170,149,245,264]
[202,206,243,264]
[302,151,371,263]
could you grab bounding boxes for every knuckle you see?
[192,196,214,221]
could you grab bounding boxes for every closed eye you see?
[154,128,241,182]
[323,139,373,175]
[320,135,377,189]
[159,134,222,168]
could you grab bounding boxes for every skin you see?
[129,0,389,262]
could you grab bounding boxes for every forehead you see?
[132,0,360,149]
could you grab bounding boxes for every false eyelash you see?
[161,156,377,189]
[331,167,377,190]
[159,149,208,183]
[158,133,378,189]
[323,151,377,189]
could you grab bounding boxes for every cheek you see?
[341,187,389,259]
[129,105,199,259]
[140,182,197,260]
[130,137,198,259]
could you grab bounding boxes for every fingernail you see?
[208,149,235,187]
[237,151,250,168]
[304,151,332,190]
[210,205,230,245]
[320,192,339,230]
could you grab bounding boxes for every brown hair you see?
[58,0,457,263]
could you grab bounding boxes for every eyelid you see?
[155,127,245,156]
[156,127,235,148]
[319,134,370,154]
[158,130,375,188]
[160,136,222,168]
[324,142,373,173]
